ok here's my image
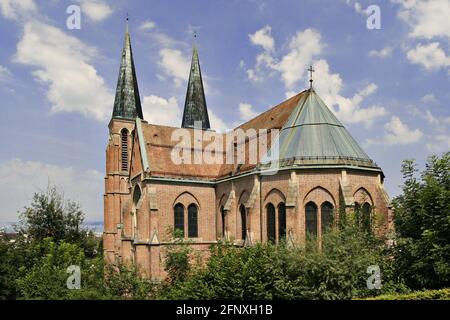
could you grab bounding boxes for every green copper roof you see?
[263,89,377,169]
[112,25,143,120]
[181,46,211,129]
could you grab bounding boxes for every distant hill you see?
[0,221,103,235]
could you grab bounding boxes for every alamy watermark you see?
[366,5,381,30]
[66,5,81,30]
[66,265,81,290]
[366,265,382,290]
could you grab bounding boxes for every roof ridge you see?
[235,91,307,130]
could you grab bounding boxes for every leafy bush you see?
[393,152,450,289]
[103,263,160,300]
[160,225,406,300]
[365,288,450,300]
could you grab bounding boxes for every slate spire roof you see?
[181,45,211,129]
[112,20,143,120]
[263,89,377,169]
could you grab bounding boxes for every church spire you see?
[181,44,211,129]
[112,17,143,120]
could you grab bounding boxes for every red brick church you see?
[104,26,393,279]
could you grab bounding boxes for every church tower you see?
[104,19,143,264]
[181,45,211,129]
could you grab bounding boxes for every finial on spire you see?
[192,28,198,47]
[308,65,315,90]
[125,12,129,32]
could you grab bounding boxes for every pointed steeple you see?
[181,45,211,129]
[112,18,143,120]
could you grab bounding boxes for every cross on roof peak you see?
[308,65,315,89]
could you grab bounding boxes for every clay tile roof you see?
[138,89,380,182]
[141,124,224,180]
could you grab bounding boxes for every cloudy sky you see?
[0,0,449,222]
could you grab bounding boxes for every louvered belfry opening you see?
[121,129,128,172]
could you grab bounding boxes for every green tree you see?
[15,238,86,299]
[393,152,450,289]
[17,185,100,257]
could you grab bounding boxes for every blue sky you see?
[0,0,449,222]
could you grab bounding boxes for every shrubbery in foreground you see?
[159,225,406,300]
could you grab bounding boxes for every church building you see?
[104,25,393,279]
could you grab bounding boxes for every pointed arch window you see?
[321,202,334,233]
[188,204,198,238]
[174,203,184,237]
[278,203,287,240]
[362,203,372,233]
[220,206,226,238]
[240,205,247,240]
[266,203,276,243]
[121,129,129,172]
[132,185,141,206]
[305,202,318,238]
[131,186,141,238]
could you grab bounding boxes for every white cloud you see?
[393,0,450,41]
[208,110,228,130]
[239,103,258,122]
[273,29,324,89]
[247,28,323,88]
[14,21,113,121]
[158,48,190,87]
[421,93,436,103]
[0,0,37,20]
[393,0,450,72]
[369,46,394,58]
[139,20,156,31]
[78,0,113,22]
[312,60,386,127]
[142,95,181,127]
[426,134,450,153]
[249,25,274,52]
[410,107,450,132]
[285,91,297,99]
[139,21,183,48]
[0,159,103,222]
[0,65,11,81]
[247,27,386,126]
[406,42,450,70]
[246,51,274,82]
[367,116,423,145]
[345,0,367,15]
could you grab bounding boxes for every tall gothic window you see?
[132,185,141,206]
[220,206,226,238]
[278,203,287,240]
[188,204,198,238]
[174,203,184,237]
[131,186,141,238]
[321,202,334,233]
[121,129,129,172]
[266,203,276,243]
[240,205,247,240]
[305,202,318,238]
[362,202,372,233]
